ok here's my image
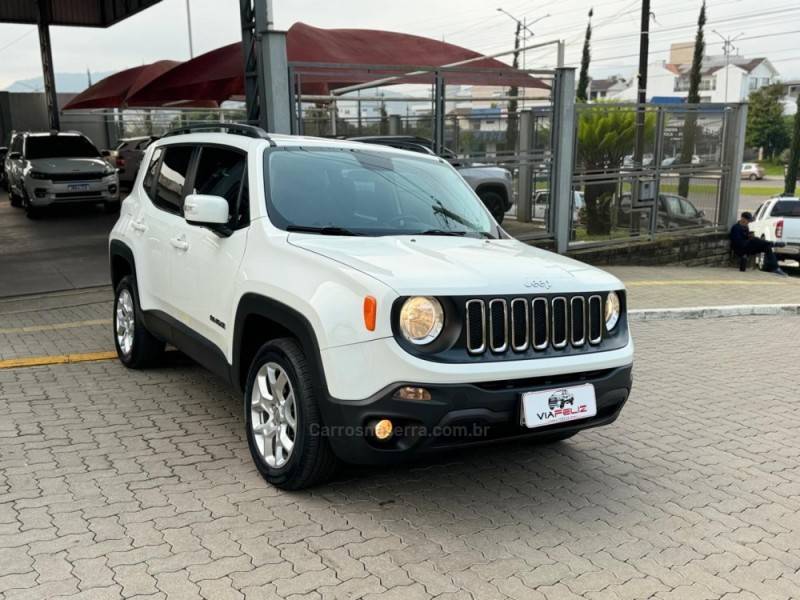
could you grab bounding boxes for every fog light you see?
[34,188,47,198]
[108,184,118,194]
[373,419,393,440]
[394,386,432,401]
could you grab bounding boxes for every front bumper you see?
[25,176,119,206]
[320,364,632,464]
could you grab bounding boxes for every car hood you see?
[287,234,623,296]
[28,157,107,173]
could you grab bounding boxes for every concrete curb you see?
[629,304,800,321]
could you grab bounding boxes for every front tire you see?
[23,193,41,219]
[245,338,338,490]
[113,275,165,368]
[748,173,757,181]
[479,191,507,224]
[9,187,22,208]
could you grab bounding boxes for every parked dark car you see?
[620,193,712,230]
[114,136,158,190]
[348,135,514,224]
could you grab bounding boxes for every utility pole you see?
[712,30,743,103]
[186,0,194,58]
[496,9,550,115]
[633,0,651,168]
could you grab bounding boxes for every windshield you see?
[265,147,495,238]
[25,136,100,160]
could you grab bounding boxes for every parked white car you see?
[532,190,585,224]
[750,197,800,267]
[5,131,119,218]
[108,124,634,489]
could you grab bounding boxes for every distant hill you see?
[4,71,116,93]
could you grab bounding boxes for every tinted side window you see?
[10,135,22,154]
[192,146,248,228]
[155,146,194,214]
[142,147,163,200]
[771,201,800,217]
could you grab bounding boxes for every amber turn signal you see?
[363,296,377,331]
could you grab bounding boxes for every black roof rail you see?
[161,122,274,145]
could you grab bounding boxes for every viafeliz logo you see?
[535,389,586,422]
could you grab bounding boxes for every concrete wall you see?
[561,231,734,267]
[0,92,112,150]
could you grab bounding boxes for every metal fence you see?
[566,102,744,248]
[57,64,747,255]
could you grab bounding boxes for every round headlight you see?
[605,291,621,331]
[399,296,444,345]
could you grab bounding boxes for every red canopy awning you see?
[126,22,547,106]
[63,60,181,110]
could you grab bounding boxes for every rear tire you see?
[113,275,165,369]
[479,191,507,224]
[244,338,338,490]
[748,173,757,181]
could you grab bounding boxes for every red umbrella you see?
[63,60,181,110]
[127,22,547,106]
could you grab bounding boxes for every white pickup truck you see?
[750,197,800,267]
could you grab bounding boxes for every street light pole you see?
[185,0,194,58]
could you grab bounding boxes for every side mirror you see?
[101,149,111,158]
[8,151,21,160]
[184,194,229,225]
[698,210,706,218]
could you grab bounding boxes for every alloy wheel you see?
[251,362,298,468]
[115,288,135,356]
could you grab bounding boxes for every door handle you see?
[131,219,147,232]
[170,235,189,251]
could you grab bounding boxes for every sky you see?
[0,0,798,91]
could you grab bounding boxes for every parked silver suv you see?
[5,131,119,218]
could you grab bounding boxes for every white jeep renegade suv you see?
[109,124,634,490]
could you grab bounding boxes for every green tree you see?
[577,104,656,235]
[678,0,705,198]
[576,8,593,103]
[785,95,800,196]
[746,83,791,159]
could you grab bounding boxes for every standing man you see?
[730,211,786,275]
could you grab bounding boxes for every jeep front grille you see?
[47,172,106,182]
[465,294,605,355]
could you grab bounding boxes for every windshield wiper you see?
[286,225,362,236]
[415,229,468,236]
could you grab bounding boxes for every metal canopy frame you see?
[0,0,166,131]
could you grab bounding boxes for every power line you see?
[0,29,34,55]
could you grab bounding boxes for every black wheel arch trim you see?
[232,293,328,397]
[109,239,137,289]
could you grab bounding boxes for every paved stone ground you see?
[2,315,800,599]
[608,266,800,310]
